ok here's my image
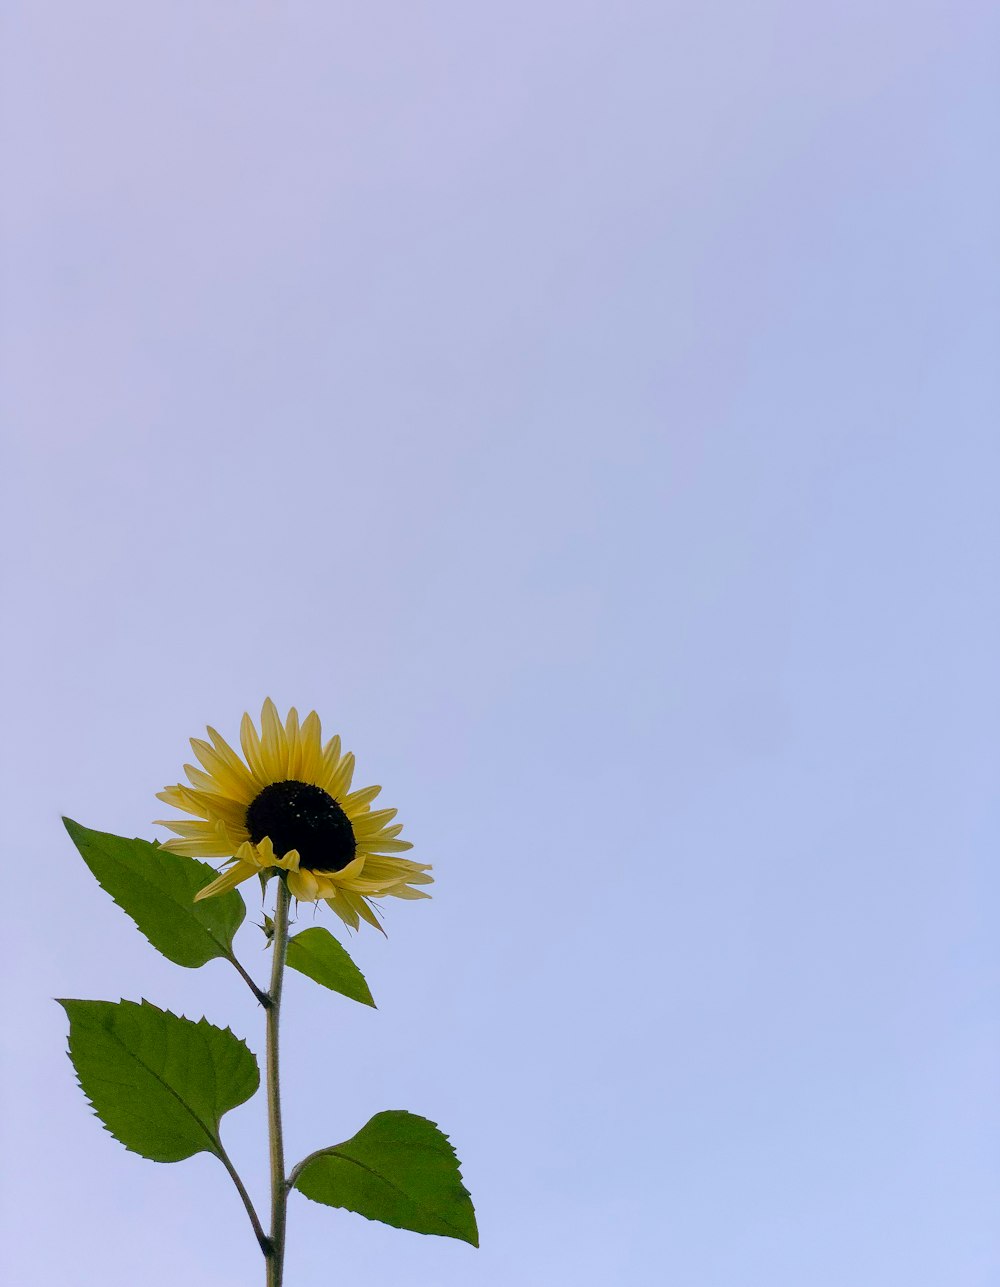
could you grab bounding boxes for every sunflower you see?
[156,699,433,932]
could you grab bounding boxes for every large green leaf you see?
[286,927,375,1007]
[64,818,245,968]
[292,1111,478,1245]
[59,998,259,1163]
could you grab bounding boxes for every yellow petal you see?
[341,784,381,814]
[259,698,289,780]
[328,751,355,799]
[351,808,399,834]
[155,786,203,816]
[356,838,414,855]
[326,854,367,884]
[194,861,257,901]
[284,707,302,779]
[184,762,221,792]
[311,873,337,899]
[357,856,432,880]
[240,712,267,783]
[345,891,385,934]
[206,725,256,790]
[160,834,234,857]
[298,711,323,783]
[317,735,342,792]
[162,786,248,830]
[253,835,279,868]
[288,868,320,901]
[190,738,256,803]
[343,875,413,894]
[326,892,359,931]
[156,818,221,838]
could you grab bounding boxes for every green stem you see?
[265,878,291,1287]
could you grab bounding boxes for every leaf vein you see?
[322,1151,469,1237]
[98,1020,222,1155]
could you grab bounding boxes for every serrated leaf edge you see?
[63,817,243,963]
[286,928,376,1008]
[293,1111,478,1246]
[58,997,259,1159]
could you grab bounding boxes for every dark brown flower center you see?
[245,780,356,872]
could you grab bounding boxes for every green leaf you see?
[59,998,259,1163]
[64,818,245,968]
[292,1111,478,1246]
[286,927,375,1007]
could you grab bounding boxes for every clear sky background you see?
[2,3,998,1285]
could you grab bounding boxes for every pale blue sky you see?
[3,4,999,1285]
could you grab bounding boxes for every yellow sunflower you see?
[156,699,432,933]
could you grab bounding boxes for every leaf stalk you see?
[285,1145,328,1193]
[228,951,272,1008]
[216,1141,271,1256]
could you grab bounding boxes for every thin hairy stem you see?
[265,878,291,1287]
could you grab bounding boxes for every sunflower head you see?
[156,699,433,933]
